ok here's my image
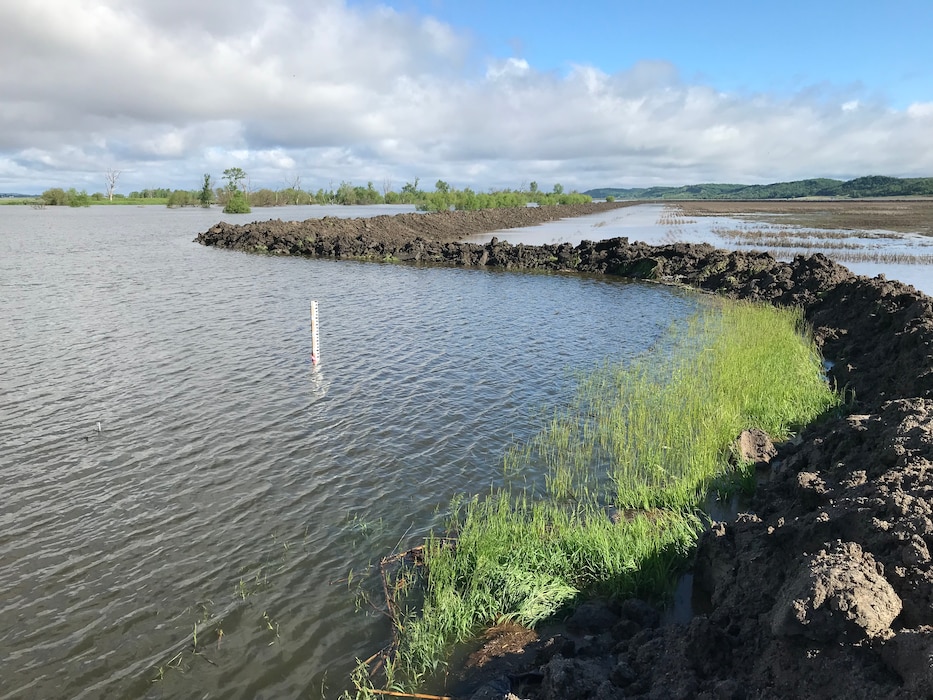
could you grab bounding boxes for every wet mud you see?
[198,207,933,699]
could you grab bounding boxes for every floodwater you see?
[0,204,704,699]
[2,201,929,699]
[464,203,933,296]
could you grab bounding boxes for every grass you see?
[346,299,841,696]
[148,529,307,687]
[509,301,837,510]
[710,226,933,265]
[703,222,933,266]
[762,248,933,265]
[712,225,901,248]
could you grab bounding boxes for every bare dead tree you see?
[382,178,392,200]
[105,168,121,201]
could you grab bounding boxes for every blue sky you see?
[1,0,931,194]
[385,0,932,106]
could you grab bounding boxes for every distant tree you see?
[223,167,247,193]
[435,179,450,194]
[131,188,171,199]
[353,181,382,204]
[105,168,120,201]
[280,184,306,205]
[222,167,251,214]
[41,188,67,205]
[199,174,213,208]
[167,190,196,207]
[285,174,304,205]
[529,181,538,194]
[552,183,564,195]
[66,188,90,207]
[605,195,615,202]
[335,181,357,205]
[249,188,278,207]
[400,178,420,204]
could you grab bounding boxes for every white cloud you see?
[486,57,531,81]
[907,102,933,118]
[0,0,931,193]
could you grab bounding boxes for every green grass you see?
[539,301,840,510]
[347,299,841,695]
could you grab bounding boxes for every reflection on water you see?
[0,204,703,699]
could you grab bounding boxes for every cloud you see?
[1,0,931,193]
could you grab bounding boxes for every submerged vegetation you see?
[708,226,933,265]
[348,300,841,695]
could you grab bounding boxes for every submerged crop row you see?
[347,299,841,696]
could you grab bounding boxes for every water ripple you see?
[0,205,702,698]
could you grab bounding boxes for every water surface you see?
[0,204,703,698]
[464,203,933,296]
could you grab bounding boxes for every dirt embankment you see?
[195,202,635,255]
[198,208,933,699]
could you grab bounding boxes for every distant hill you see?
[585,176,933,200]
[0,192,37,198]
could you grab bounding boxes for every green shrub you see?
[167,190,195,207]
[223,192,251,214]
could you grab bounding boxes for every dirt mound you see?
[197,208,933,699]
[195,202,634,255]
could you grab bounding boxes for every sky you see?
[1,0,932,194]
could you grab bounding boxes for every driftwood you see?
[369,690,455,699]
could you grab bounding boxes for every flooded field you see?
[0,204,703,699]
[463,201,933,296]
[2,199,929,698]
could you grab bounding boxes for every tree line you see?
[37,171,590,212]
[587,175,933,200]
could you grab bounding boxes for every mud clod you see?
[771,540,902,640]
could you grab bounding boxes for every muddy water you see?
[0,205,704,699]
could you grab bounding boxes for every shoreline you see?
[198,207,933,698]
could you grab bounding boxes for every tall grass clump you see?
[348,299,840,695]
[511,300,840,510]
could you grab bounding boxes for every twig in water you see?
[370,690,455,700]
